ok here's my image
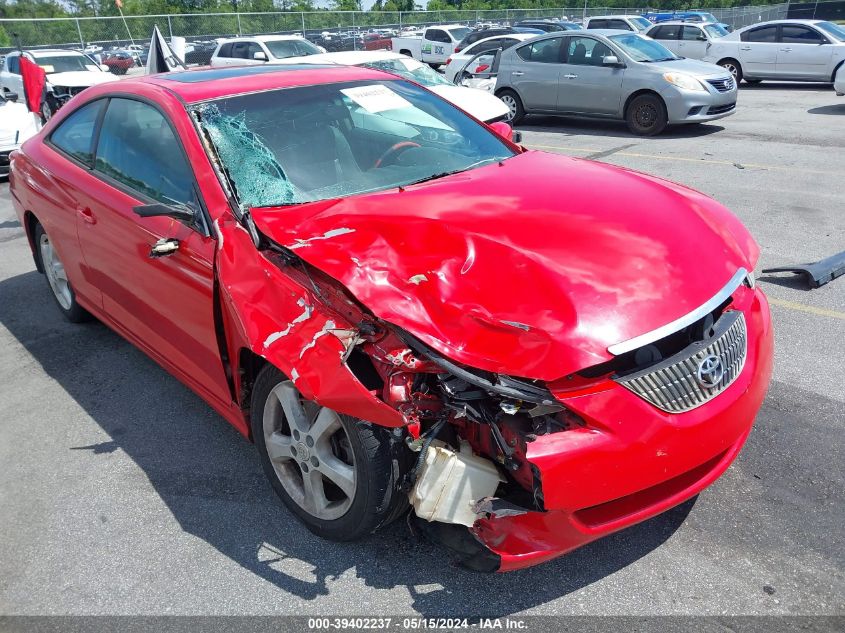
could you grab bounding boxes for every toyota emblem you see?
[696,354,724,389]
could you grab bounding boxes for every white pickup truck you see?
[391,24,471,66]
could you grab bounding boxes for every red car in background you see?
[9,65,773,571]
[101,50,135,75]
[362,32,393,51]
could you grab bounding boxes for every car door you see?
[649,25,682,56]
[509,36,565,111]
[423,29,451,64]
[777,25,833,80]
[40,99,107,310]
[210,42,232,67]
[231,41,263,66]
[679,25,708,59]
[738,25,779,77]
[1,54,24,97]
[75,96,231,408]
[556,35,625,115]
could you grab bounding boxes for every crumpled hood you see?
[429,84,510,122]
[47,71,118,88]
[250,151,758,381]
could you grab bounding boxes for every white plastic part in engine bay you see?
[410,440,503,527]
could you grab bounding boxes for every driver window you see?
[94,98,196,206]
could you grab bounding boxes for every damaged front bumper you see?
[470,289,773,571]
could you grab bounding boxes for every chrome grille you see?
[707,77,735,93]
[615,311,747,413]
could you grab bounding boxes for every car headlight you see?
[663,72,706,92]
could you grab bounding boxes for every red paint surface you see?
[9,67,773,570]
[251,151,758,381]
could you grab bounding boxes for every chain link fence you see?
[1,5,792,57]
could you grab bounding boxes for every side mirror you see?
[697,35,708,41]
[489,120,514,141]
[99,64,109,72]
[602,55,623,67]
[5,91,19,102]
[133,202,195,222]
[253,51,268,61]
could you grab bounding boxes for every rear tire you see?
[718,58,743,84]
[498,89,524,125]
[251,365,411,541]
[625,93,668,136]
[34,222,91,323]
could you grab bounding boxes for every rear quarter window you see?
[48,100,104,167]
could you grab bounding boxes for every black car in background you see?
[513,19,581,32]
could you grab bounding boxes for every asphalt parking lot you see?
[0,83,842,618]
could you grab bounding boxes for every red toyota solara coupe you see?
[9,64,773,572]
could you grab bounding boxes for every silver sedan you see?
[479,30,737,135]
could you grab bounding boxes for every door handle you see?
[149,238,180,258]
[779,48,792,52]
[512,70,524,76]
[76,206,96,225]
[740,46,751,51]
[564,74,578,79]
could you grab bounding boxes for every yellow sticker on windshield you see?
[340,85,412,113]
[39,65,55,73]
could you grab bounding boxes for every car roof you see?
[737,19,826,29]
[587,15,646,20]
[469,33,537,46]
[219,34,309,43]
[648,21,705,27]
[280,50,402,65]
[24,49,85,57]
[141,64,393,103]
[584,29,638,37]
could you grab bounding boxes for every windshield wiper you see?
[401,158,500,188]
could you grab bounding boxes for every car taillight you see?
[476,64,490,72]
[445,57,452,65]
[455,46,461,53]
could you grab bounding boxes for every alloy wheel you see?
[262,381,356,521]
[722,63,738,79]
[500,94,517,122]
[39,233,72,310]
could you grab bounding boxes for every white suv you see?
[210,35,325,67]
[0,49,117,120]
[584,15,653,33]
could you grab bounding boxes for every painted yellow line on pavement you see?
[768,297,845,321]
[527,143,839,177]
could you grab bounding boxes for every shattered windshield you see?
[192,79,514,208]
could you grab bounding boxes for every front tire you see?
[498,89,524,125]
[718,58,743,84]
[626,93,668,136]
[251,365,411,541]
[34,222,90,323]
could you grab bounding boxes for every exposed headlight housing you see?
[663,72,706,92]
[744,270,756,289]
